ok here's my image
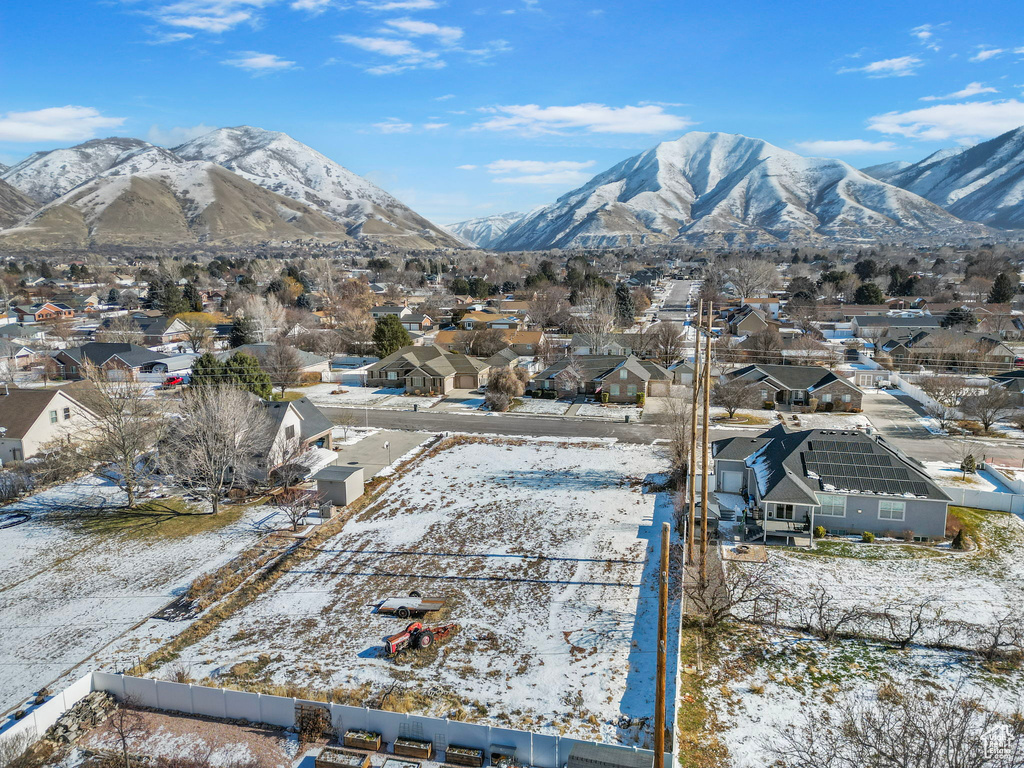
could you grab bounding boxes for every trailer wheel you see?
[416,630,435,649]
[409,590,422,598]
[396,607,410,619]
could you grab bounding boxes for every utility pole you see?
[700,302,713,581]
[654,521,670,768]
[686,300,702,564]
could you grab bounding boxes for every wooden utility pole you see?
[654,521,670,768]
[686,299,702,564]
[700,302,713,580]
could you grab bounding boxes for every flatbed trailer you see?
[376,591,446,619]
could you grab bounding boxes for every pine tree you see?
[941,307,978,330]
[951,528,967,551]
[988,272,1017,304]
[190,352,226,387]
[960,454,976,479]
[853,283,884,305]
[224,352,272,400]
[106,288,120,304]
[615,284,635,325]
[373,314,411,357]
[229,315,257,348]
[182,283,204,313]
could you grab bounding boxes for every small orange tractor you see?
[383,621,458,656]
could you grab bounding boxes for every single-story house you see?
[97,312,193,347]
[225,344,330,377]
[570,333,638,357]
[15,302,75,323]
[712,424,950,545]
[434,329,545,357]
[879,329,1015,371]
[366,345,491,394]
[261,396,334,475]
[0,387,95,464]
[370,304,412,321]
[851,315,943,339]
[457,311,527,330]
[532,355,672,402]
[726,363,864,411]
[742,297,781,320]
[51,343,169,381]
[399,313,433,332]
[725,305,771,336]
[991,370,1024,405]
[0,339,36,373]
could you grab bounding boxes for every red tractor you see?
[383,621,458,656]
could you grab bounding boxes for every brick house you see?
[726,363,863,411]
[532,355,672,402]
[366,345,491,394]
[14,302,75,323]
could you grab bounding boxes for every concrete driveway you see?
[860,389,934,439]
[329,429,432,477]
[431,388,486,412]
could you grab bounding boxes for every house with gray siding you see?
[712,424,950,546]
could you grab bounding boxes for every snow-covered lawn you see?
[511,397,570,415]
[577,403,643,420]
[170,439,678,745]
[332,426,381,446]
[291,383,404,407]
[0,475,280,713]
[376,394,444,410]
[922,461,1014,493]
[788,411,872,430]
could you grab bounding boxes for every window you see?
[760,389,768,400]
[770,504,795,520]
[627,384,637,396]
[818,493,846,517]
[821,393,832,403]
[620,369,628,380]
[49,410,58,424]
[387,371,398,380]
[842,394,852,403]
[411,376,424,388]
[879,500,905,521]
[63,407,71,420]
[609,384,620,396]
[285,425,296,441]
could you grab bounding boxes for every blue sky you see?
[3,0,1024,223]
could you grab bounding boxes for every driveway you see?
[860,389,934,439]
[329,429,432,477]
[431,388,487,412]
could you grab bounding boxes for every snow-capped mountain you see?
[173,126,459,247]
[860,160,911,183]
[881,129,1024,229]
[0,147,351,248]
[445,211,528,248]
[0,179,35,228]
[1,138,154,203]
[494,132,984,250]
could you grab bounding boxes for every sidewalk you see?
[565,395,587,416]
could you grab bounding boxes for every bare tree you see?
[0,729,38,768]
[746,327,784,365]
[277,488,322,532]
[96,314,138,344]
[554,355,585,395]
[876,596,942,649]
[454,327,508,357]
[661,395,691,487]
[972,607,1024,661]
[684,554,785,628]
[162,386,275,514]
[239,294,286,343]
[108,696,150,768]
[962,385,1013,432]
[76,365,163,508]
[711,378,759,418]
[529,285,570,329]
[764,681,1024,768]
[259,340,304,395]
[572,287,617,354]
[724,257,781,299]
[650,322,683,366]
[182,315,214,352]
[797,585,868,643]
[919,374,973,413]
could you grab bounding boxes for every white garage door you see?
[719,471,743,493]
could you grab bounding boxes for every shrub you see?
[951,529,968,550]
[636,392,646,407]
[544,389,557,400]
[763,400,775,410]
[599,392,610,404]
[823,401,835,412]
[814,525,826,539]
[524,389,534,398]
[299,372,321,385]
[485,390,512,412]
[902,529,914,543]
[815,401,826,412]
[861,530,876,543]
[850,407,863,413]
[808,397,818,412]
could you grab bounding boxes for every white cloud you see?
[0,106,126,142]
[794,139,899,155]
[423,122,448,130]
[434,94,456,101]
[373,118,414,133]
[291,0,332,11]
[357,0,439,9]
[383,18,463,45]
[970,47,1005,62]
[474,103,693,135]
[867,99,1024,141]
[336,34,445,73]
[910,23,943,51]
[839,56,922,78]
[457,164,478,170]
[485,159,596,185]
[146,31,195,43]
[920,82,998,101]
[222,51,298,73]
[146,123,216,145]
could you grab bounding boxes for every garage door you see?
[719,471,743,493]
[648,380,670,397]
[454,374,476,389]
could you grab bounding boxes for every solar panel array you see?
[803,440,930,497]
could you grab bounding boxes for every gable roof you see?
[57,342,166,368]
[729,364,861,394]
[713,424,949,504]
[370,344,490,377]
[853,315,943,328]
[262,396,333,442]
[226,343,328,369]
[0,388,85,440]
[536,355,671,383]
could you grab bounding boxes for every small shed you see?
[568,743,654,768]
[314,465,364,507]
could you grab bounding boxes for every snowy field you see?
[577,403,644,420]
[171,439,679,745]
[710,508,1024,767]
[788,411,872,430]
[512,396,570,415]
[922,461,1014,493]
[0,475,280,713]
[290,383,404,407]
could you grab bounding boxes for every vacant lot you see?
[171,438,678,746]
[0,475,279,713]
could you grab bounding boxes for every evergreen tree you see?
[615,284,635,324]
[373,314,411,357]
[106,288,120,304]
[951,528,967,551]
[229,315,258,347]
[190,352,227,386]
[941,307,978,330]
[39,261,52,279]
[960,453,976,480]
[224,352,272,400]
[853,259,877,281]
[160,282,188,316]
[988,272,1017,304]
[853,283,884,305]
[450,277,471,295]
[182,283,204,313]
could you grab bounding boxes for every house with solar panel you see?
[712,424,951,546]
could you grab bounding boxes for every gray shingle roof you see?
[729,364,861,394]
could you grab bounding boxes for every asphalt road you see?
[658,279,696,323]
[321,405,1007,462]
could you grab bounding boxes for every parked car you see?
[163,376,185,388]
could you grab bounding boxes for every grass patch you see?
[676,621,729,768]
[786,540,946,560]
[273,391,306,402]
[52,497,247,540]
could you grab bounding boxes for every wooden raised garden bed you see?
[446,745,484,767]
[316,748,371,768]
[394,738,433,759]
[343,730,382,751]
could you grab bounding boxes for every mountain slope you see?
[1,138,154,203]
[860,160,911,183]
[494,132,985,250]
[0,147,352,248]
[174,126,459,248]
[0,179,37,228]
[883,129,1024,229]
[445,211,527,248]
